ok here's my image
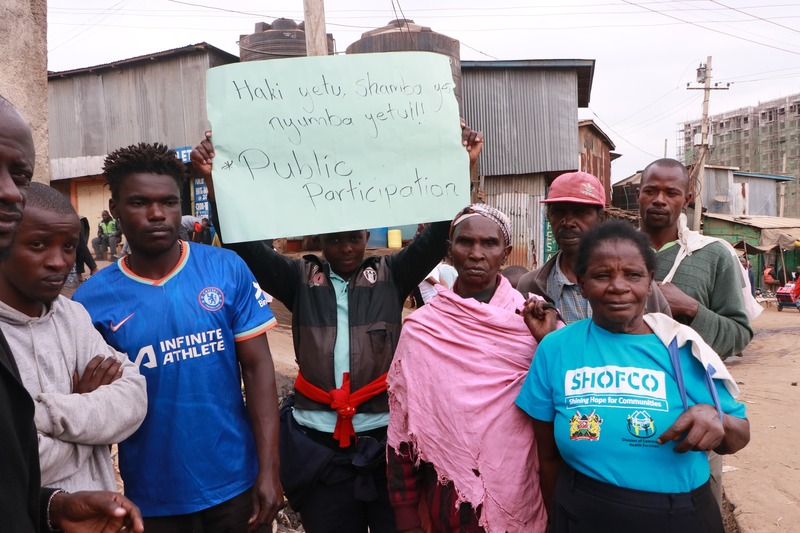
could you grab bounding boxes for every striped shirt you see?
[546,253,591,324]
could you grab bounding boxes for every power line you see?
[164,0,375,29]
[51,2,800,34]
[674,0,800,51]
[460,41,500,60]
[609,58,708,128]
[387,0,412,49]
[589,107,662,159]
[396,0,422,51]
[710,0,800,35]
[48,21,250,32]
[394,0,412,31]
[49,2,800,15]
[719,65,800,82]
[730,73,800,83]
[49,2,796,23]
[621,0,800,56]
[612,86,682,126]
[49,0,128,52]
[51,18,800,32]
[621,92,705,135]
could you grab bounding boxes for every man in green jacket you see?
[638,157,753,509]
[638,158,752,358]
[91,210,120,260]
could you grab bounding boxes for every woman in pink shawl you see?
[386,204,558,533]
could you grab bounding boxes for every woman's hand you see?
[522,298,559,343]
[657,403,725,452]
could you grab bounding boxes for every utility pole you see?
[303,0,328,56]
[693,56,712,233]
[687,56,728,232]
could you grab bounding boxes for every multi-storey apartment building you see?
[679,94,800,215]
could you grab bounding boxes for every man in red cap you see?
[517,171,669,323]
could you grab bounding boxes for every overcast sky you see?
[47,0,800,181]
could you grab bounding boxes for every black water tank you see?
[345,19,462,111]
[239,19,334,61]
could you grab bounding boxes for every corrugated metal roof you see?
[705,213,800,229]
[578,119,616,150]
[48,42,238,78]
[614,168,796,189]
[733,171,795,182]
[462,59,594,107]
[613,172,641,187]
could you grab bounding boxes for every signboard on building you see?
[193,178,210,218]
[543,218,558,263]
[173,145,193,164]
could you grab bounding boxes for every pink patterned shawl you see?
[387,276,547,533]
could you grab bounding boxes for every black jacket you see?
[0,327,58,532]
[213,208,449,413]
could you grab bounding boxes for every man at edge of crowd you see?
[637,157,754,508]
[637,158,753,358]
[0,94,143,532]
[0,182,147,493]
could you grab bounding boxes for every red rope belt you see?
[294,371,388,447]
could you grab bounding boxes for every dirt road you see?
[266,300,800,532]
[723,305,800,532]
[64,272,797,532]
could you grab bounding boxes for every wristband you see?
[46,489,66,532]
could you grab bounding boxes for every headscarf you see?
[450,204,512,246]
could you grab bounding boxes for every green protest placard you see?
[206,51,468,243]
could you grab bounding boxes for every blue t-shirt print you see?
[516,319,746,494]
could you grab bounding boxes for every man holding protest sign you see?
[191,122,482,533]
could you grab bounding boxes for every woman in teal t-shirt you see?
[516,220,750,533]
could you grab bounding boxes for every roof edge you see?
[48,42,238,79]
[462,59,595,107]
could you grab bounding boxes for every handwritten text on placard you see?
[206,51,468,243]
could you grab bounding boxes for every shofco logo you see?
[565,366,666,399]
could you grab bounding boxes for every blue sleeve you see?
[515,338,556,422]
[229,253,276,340]
[716,379,747,419]
[683,346,747,420]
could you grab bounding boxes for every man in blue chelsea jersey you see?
[74,142,282,532]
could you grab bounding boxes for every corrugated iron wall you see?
[462,68,579,177]
[578,126,612,201]
[48,52,220,161]
[484,174,547,269]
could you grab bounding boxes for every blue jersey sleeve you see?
[229,254,277,341]
[515,337,556,422]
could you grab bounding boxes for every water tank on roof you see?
[239,19,334,61]
[345,19,462,111]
